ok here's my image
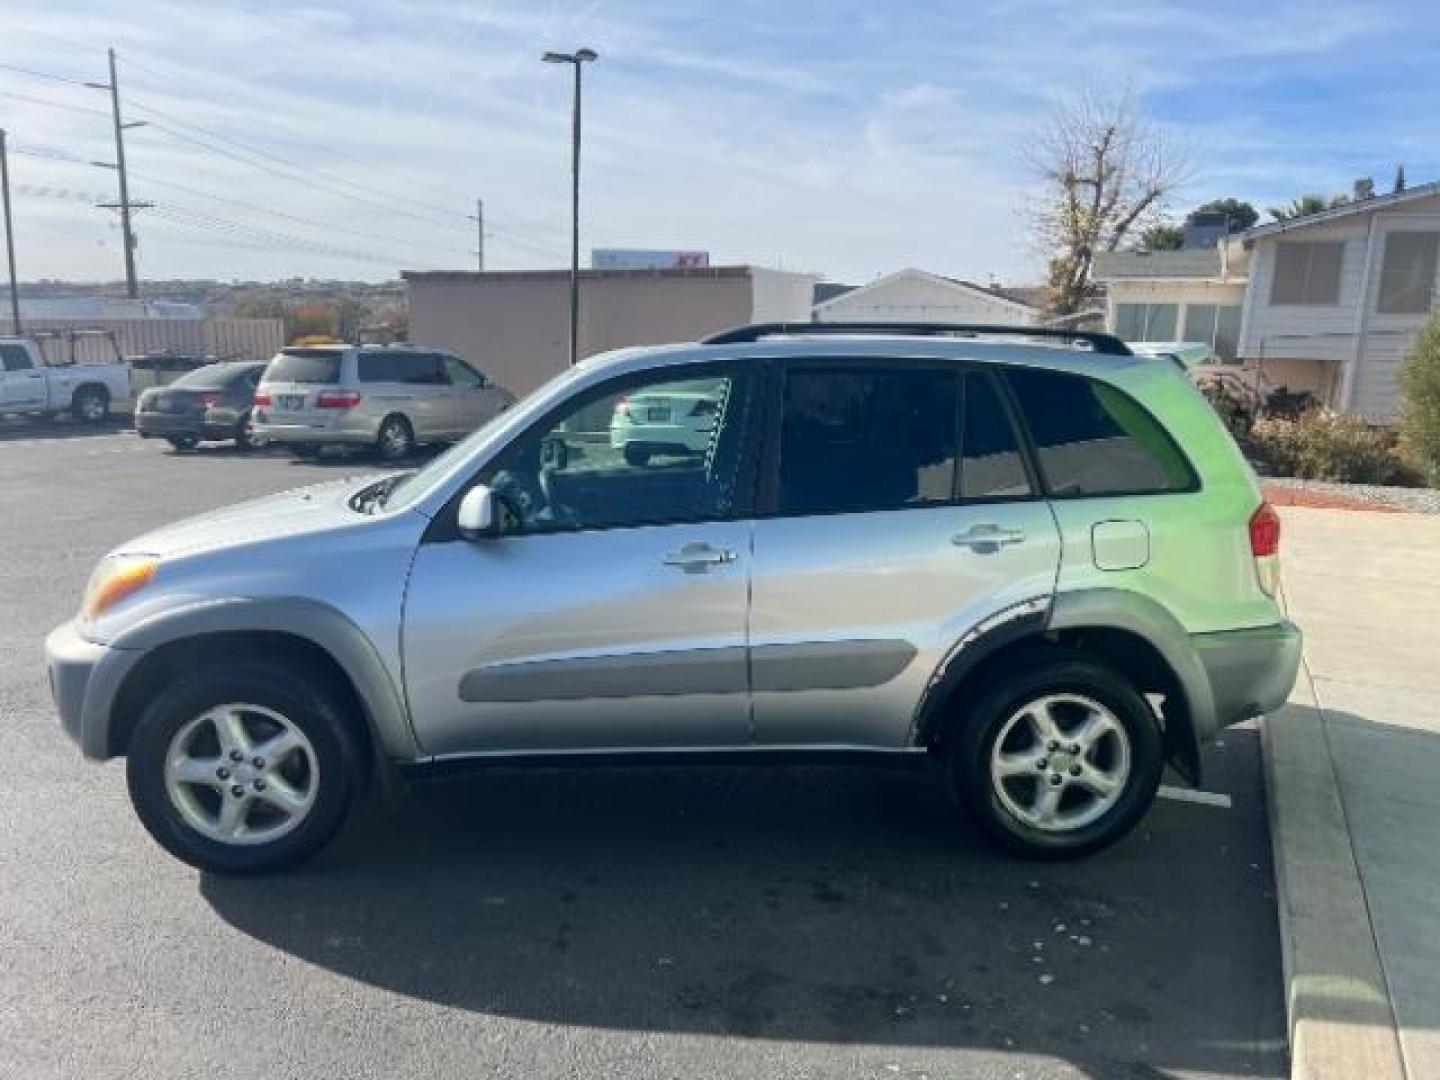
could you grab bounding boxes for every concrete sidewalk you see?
[1266,507,1440,1080]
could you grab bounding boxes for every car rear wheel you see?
[125,657,366,874]
[375,414,414,462]
[234,412,260,451]
[948,651,1163,859]
[166,435,199,452]
[622,444,651,467]
[71,385,109,423]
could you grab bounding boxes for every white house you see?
[812,268,1039,325]
[1091,247,1249,360]
[1235,180,1440,419]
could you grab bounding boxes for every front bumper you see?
[1192,620,1303,735]
[45,620,139,760]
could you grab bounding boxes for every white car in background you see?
[609,378,727,466]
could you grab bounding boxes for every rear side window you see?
[960,374,1032,500]
[1,343,33,371]
[777,367,959,515]
[357,352,394,382]
[1006,368,1195,496]
[266,350,341,384]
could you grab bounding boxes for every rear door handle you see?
[952,523,1026,549]
[663,542,737,572]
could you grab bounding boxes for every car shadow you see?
[202,743,1285,1077]
[0,415,132,442]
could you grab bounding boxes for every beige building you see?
[404,265,818,397]
[1092,247,1250,361]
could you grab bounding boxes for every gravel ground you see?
[1261,476,1440,514]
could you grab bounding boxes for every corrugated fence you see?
[0,318,285,363]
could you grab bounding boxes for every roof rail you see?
[700,321,1133,356]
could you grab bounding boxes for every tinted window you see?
[778,368,959,515]
[1377,232,1439,314]
[395,352,447,385]
[960,375,1032,500]
[267,350,341,384]
[1271,241,1344,305]
[1006,369,1194,496]
[357,352,394,382]
[1,344,32,372]
[487,370,756,533]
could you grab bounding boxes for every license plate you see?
[279,395,305,410]
[646,406,670,422]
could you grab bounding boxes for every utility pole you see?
[542,48,598,366]
[468,198,485,271]
[88,48,149,299]
[0,129,20,333]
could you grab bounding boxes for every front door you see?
[403,364,761,758]
[749,364,1062,748]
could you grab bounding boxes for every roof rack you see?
[700,321,1133,356]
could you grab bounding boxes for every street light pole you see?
[542,48,597,367]
[0,129,21,333]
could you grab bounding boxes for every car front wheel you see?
[124,657,366,874]
[375,415,414,462]
[948,651,1163,859]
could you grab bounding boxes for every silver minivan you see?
[253,344,514,460]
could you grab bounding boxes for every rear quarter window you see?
[266,350,342,384]
[1005,368,1196,497]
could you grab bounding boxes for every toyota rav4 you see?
[45,323,1301,873]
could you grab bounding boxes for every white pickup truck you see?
[0,335,132,422]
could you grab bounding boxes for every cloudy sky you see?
[2,0,1437,286]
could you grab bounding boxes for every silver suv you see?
[253,343,514,460]
[45,323,1301,873]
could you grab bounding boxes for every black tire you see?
[288,442,321,459]
[234,412,257,452]
[622,444,651,467]
[71,385,110,423]
[375,414,414,462]
[124,656,367,874]
[166,435,199,452]
[947,650,1163,859]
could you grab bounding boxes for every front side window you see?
[1271,241,1344,305]
[486,369,756,533]
[395,352,448,385]
[1377,232,1440,314]
[443,356,483,388]
[1006,368,1195,497]
[777,367,959,515]
[1,343,33,372]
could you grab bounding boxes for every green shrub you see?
[1251,410,1405,484]
[1399,312,1440,486]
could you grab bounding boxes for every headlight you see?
[79,554,159,626]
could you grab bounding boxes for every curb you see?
[1262,704,1406,1079]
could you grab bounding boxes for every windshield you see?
[266,349,342,384]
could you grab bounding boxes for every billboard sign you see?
[592,249,710,270]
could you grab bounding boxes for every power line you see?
[0,88,111,118]
[0,60,90,86]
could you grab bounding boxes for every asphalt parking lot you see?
[0,420,1287,1080]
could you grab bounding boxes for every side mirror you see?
[457,484,498,540]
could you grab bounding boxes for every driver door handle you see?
[663,542,737,572]
[952,523,1026,549]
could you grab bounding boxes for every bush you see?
[1399,312,1440,486]
[1193,369,1258,439]
[1251,410,1407,484]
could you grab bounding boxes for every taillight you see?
[1249,501,1281,558]
[316,391,362,409]
[253,392,271,407]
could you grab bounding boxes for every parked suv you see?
[46,323,1301,873]
[252,343,514,460]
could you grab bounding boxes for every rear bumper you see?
[253,414,377,445]
[1192,620,1303,735]
[135,413,237,440]
[45,620,140,760]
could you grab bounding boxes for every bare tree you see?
[1028,89,1190,317]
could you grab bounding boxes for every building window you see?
[1270,241,1344,305]
[1113,302,1178,342]
[1182,303,1243,361]
[1376,232,1440,315]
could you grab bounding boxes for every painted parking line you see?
[1157,784,1233,809]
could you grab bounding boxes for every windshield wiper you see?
[348,472,411,514]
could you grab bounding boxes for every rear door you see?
[749,362,1061,748]
[0,343,47,410]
